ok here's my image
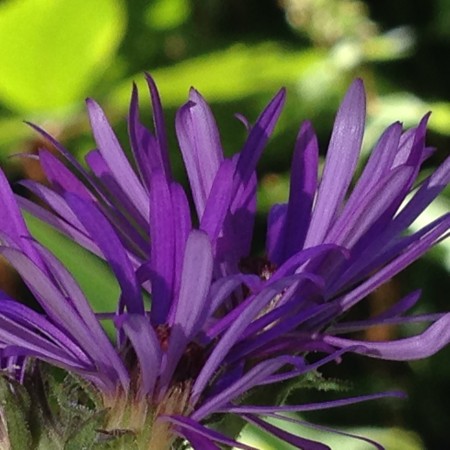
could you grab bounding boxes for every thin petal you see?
[169,230,213,337]
[266,203,288,264]
[326,166,414,247]
[192,356,302,420]
[192,276,300,401]
[85,149,149,232]
[336,213,450,310]
[323,313,450,360]
[39,149,92,200]
[200,159,234,243]
[223,391,405,413]
[119,314,161,397]
[164,415,256,450]
[170,182,192,302]
[86,98,149,217]
[341,122,402,208]
[175,89,224,217]
[66,193,143,314]
[243,415,330,450]
[282,120,319,259]
[145,73,171,177]
[0,169,42,267]
[162,231,213,387]
[234,88,286,190]
[34,242,129,386]
[149,171,175,324]
[305,79,366,247]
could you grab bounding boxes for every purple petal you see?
[228,302,327,364]
[229,171,257,260]
[19,180,87,232]
[169,230,213,336]
[326,166,414,247]
[265,414,385,450]
[175,89,224,217]
[129,81,172,186]
[192,275,300,401]
[149,171,175,324]
[25,122,90,179]
[33,242,129,386]
[192,356,302,420]
[324,313,450,360]
[243,415,331,450]
[181,430,221,450]
[391,154,450,233]
[207,274,260,318]
[86,98,149,217]
[39,149,92,200]
[16,196,100,257]
[145,73,171,177]
[170,182,192,302]
[118,314,161,397]
[162,231,213,387]
[65,193,144,314]
[0,247,91,340]
[372,290,422,320]
[234,88,286,190]
[282,120,319,260]
[85,149,149,232]
[392,115,429,170]
[164,415,257,450]
[305,79,366,247]
[336,213,450,310]
[266,203,288,264]
[0,300,91,367]
[223,391,405,414]
[0,248,126,393]
[342,122,402,207]
[128,83,153,190]
[200,159,234,243]
[0,169,42,268]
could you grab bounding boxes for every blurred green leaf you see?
[429,101,450,136]
[110,43,326,109]
[0,0,126,113]
[145,0,190,31]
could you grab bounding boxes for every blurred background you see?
[0,0,449,448]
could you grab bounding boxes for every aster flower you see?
[0,167,396,450]
[0,75,448,449]
[22,75,450,350]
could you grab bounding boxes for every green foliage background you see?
[0,0,449,448]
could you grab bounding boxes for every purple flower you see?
[0,75,449,449]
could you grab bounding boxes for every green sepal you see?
[64,410,138,450]
[0,374,33,450]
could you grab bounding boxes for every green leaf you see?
[0,0,126,113]
[146,0,191,31]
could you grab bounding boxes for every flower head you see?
[0,75,449,449]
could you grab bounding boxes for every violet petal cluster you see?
[0,74,449,449]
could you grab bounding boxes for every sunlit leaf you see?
[0,0,126,113]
